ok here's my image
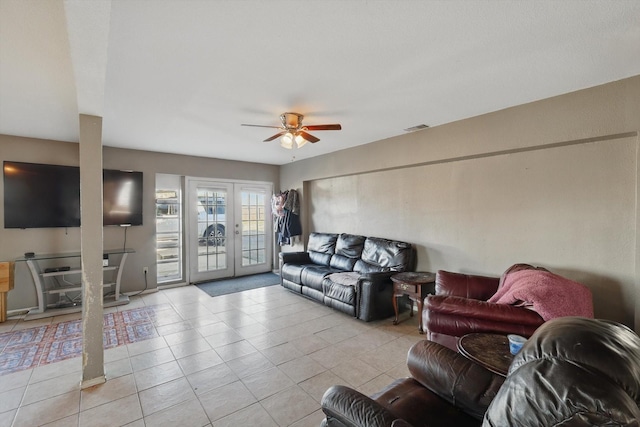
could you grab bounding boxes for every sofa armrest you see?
[357,272,397,321]
[359,271,396,282]
[423,295,545,338]
[279,251,311,266]
[321,385,403,427]
[425,295,544,325]
[407,340,505,420]
[435,270,500,300]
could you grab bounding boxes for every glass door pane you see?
[240,191,266,266]
[156,176,183,284]
[196,188,228,272]
[187,179,234,283]
[234,184,272,276]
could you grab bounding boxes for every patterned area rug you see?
[0,304,169,376]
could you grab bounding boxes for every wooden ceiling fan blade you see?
[241,124,283,129]
[298,131,320,143]
[264,131,286,142]
[304,124,342,131]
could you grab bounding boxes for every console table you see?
[16,248,133,320]
[391,271,436,333]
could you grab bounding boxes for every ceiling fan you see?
[241,112,342,149]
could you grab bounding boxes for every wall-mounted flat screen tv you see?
[3,161,143,228]
[3,161,80,228]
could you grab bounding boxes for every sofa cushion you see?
[354,259,386,273]
[330,254,357,271]
[323,273,358,305]
[330,234,366,271]
[335,233,366,258]
[354,237,413,273]
[307,232,338,266]
[434,270,500,300]
[325,271,360,287]
[281,263,307,284]
[373,378,481,427]
[302,265,336,291]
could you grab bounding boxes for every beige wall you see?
[280,76,640,330]
[0,136,279,312]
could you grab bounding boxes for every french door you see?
[186,178,272,283]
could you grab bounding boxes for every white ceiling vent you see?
[403,124,430,132]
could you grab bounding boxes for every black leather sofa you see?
[279,232,415,321]
[321,316,640,426]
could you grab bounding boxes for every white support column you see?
[79,114,106,388]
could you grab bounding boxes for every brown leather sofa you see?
[321,316,640,426]
[280,232,414,321]
[422,265,593,350]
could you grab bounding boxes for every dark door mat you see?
[195,272,280,297]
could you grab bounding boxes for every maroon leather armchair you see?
[422,267,546,350]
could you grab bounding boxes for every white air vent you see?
[403,124,430,132]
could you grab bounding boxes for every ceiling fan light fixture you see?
[281,112,302,129]
[280,132,294,149]
[294,133,308,148]
[243,111,341,148]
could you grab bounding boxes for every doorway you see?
[186,178,272,283]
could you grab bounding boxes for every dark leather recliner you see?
[321,339,502,427]
[321,316,640,426]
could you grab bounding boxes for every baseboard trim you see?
[81,374,106,389]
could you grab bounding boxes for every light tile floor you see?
[0,283,425,427]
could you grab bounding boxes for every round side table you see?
[457,333,515,377]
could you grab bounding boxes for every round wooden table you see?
[457,333,515,377]
[390,271,436,333]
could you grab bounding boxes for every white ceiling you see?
[1,1,639,166]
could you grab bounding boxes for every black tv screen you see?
[3,161,143,228]
[3,161,81,228]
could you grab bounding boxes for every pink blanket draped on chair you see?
[488,269,593,321]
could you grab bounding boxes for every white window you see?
[156,174,183,283]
